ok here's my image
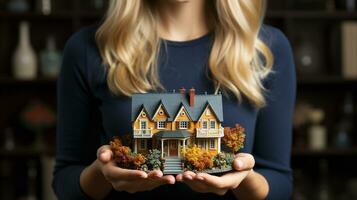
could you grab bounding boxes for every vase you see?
[12,21,38,80]
[40,36,61,78]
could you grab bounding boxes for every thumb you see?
[97,145,113,163]
[233,153,255,171]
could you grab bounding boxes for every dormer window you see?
[210,120,216,129]
[179,121,189,129]
[157,120,166,129]
[206,109,211,116]
[202,120,208,129]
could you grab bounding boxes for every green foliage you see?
[213,152,235,169]
[146,149,162,170]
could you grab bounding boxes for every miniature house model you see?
[132,88,224,158]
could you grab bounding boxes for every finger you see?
[161,175,175,184]
[104,165,148,181]
[148,170,163,179]
[97,145,113,163]
[233,153,255,171]
[195,172,245,189]
[182,171,196,181]
[176,174,183,182]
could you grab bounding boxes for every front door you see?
[169,140,178,157]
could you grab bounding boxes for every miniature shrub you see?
[110,137,146,170]
[146,149,162,170]
[182,145,214,171]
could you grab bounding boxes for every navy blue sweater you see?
[53,25,296,200]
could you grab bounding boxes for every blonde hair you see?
[96,0,273,107]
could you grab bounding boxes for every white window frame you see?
[202,120,208,129]
[209,120,216,129]
[179,121,189,129]
[157,120,166,129]
[139,139,147,150]
[209,139,215,149]
[140,119,147,130]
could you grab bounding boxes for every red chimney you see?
[179,87,186,95]
[189,87,195,107]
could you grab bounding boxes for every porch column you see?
[161,139,164,158]
[217,137,221,153]
[134,139,137,153]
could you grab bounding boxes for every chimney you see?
[179,87,186,95]
[189,87,195,107]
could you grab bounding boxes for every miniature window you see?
[157,121,166,129]
[140,139,147,150]
[198,140,205,148]
[179,121,189,129]
[206,109,211,116]
[202,120,208,129]
[210,120,216,129]
[209,139,215,149]
[140,120,147,129]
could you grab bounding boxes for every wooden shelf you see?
[297,76,357,89]
[292,148,357,157]
[267,10,357,20]
[0,76,56,87]
[0,147,55,157]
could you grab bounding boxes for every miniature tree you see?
[223,124,246,153]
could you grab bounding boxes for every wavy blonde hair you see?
[96,0,273,107]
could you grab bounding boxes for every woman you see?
[53,0,296,199]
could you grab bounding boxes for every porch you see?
[155,130,191,158]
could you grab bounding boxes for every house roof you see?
[155,130,191,139]
[131,92,223,122]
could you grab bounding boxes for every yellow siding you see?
[133,109,155,130]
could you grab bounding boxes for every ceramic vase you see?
[12,21,38,80]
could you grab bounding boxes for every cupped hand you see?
[176,153,255,196]
[96,145,176,193]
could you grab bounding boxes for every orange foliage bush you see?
[110,137,146,169]
[223,124,246,153]
[182,145,215,171]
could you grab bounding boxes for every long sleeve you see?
[253,27,296,199]
[52,29,100,200]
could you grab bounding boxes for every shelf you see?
[292,148,357,157]
[0,76,56,87]
[297,76,357,89]
[267,10,357,20]
[0,147,55,157]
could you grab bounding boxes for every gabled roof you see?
[131,92,223,122]
[152,100,170,119]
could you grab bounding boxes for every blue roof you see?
[131,92,223,122]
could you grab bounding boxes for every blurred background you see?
[0,0,356,199]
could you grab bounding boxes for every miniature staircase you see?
[163,157,183,175]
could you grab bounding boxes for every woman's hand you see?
[96,145,176,194]
[176,153,255,196]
